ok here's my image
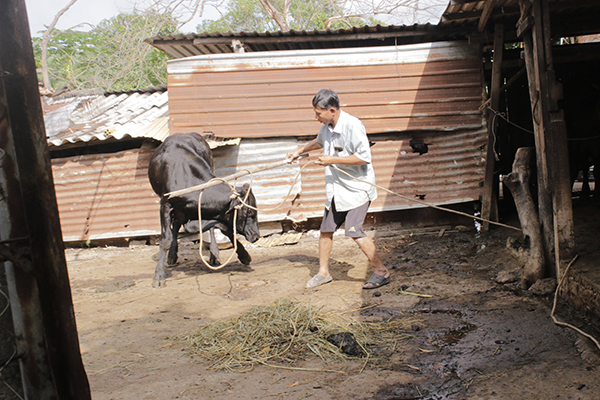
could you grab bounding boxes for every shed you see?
[43,86,169,243]
[152,39,487,225]
[146,0,600,282]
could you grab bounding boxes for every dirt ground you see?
[67,205,600,400]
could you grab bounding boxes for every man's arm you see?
[317,154,367,166]
[286,138,320,162]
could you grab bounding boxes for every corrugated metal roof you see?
[146,24,474,58]
[146,0,600,58]
[44,87,169,148]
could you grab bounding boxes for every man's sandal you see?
[306,274,333,289]
[363,273,391,289]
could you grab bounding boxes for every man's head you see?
[312,89,340,127]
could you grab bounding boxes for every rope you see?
[551,209,600,350]
[328,164,522,232]
[193,161,314,270]
[194,155,522,270]
[551,254,600,350]
[196,176,251,271]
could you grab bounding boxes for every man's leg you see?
[353,236,389,278]
[318,231,334,278]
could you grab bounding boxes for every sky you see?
[24,0,214,37]
[23,0,447,38]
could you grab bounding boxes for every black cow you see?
[148,132,260,287]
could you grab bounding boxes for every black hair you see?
[312,89,340,110]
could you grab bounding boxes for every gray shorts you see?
[320,199,370,238]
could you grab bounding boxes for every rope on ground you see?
[550,254,600,351]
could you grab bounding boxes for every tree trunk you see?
[40,0,79,93]
[503,147,545,288]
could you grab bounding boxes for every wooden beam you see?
[481,23,504,231]
[479,0,500,32]
[516,15,535,38]
[0,0,92,398]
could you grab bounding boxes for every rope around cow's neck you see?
[196,176,250,270]
[194,162,314,270]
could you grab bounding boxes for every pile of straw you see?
[182,299,415,372]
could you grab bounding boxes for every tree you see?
[197,0,379,32]
[40,0,78,93]
[34,10,177,93]
[193,0,444,32]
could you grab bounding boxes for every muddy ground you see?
[67,204,600,400]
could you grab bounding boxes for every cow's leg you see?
[208,228,221,266]
[153,200,173,287]
[167,219,181,265]
[219,225,252,266]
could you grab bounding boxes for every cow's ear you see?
[227,197,240,214]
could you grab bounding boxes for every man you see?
[287,89,391,289]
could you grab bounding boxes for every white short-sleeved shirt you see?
[316,110,377,212]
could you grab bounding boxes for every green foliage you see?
[34,10,177,92]
[197,0,379,33]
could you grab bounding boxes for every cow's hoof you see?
[152,277,166,288]
[240,255,252,265]
[167,258,177,265]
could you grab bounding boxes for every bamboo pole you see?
[166,155,306,199]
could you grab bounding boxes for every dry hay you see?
[181,299,416,372]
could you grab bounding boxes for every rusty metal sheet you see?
[51,148,160,242]
[285,128,487,221]
[167,42,483,139]
[210,138,301,222]
[208,128,486,223]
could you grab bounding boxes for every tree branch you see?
[41,0,79,93]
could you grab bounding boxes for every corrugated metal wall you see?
[51,148,160,242]
[51,40,487,241]
[211,138,302,222]
[292,129,487,219]
[209,128,486,222]
[167,41,483,138]
[168,40,486,221]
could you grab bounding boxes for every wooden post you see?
[517,0,575,276]
[520,0,554,270]
[0,0,92,398]
[482,23,504,231]
[503,148,545,288]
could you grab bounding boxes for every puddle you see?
[430,323,478,346]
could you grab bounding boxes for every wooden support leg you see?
[503,147,545,288]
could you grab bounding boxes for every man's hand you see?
[315,155,336,166]
[286,150,301,163]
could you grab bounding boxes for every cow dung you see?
[326,332,366,357]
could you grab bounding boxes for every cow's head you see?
[229,183,260,243]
